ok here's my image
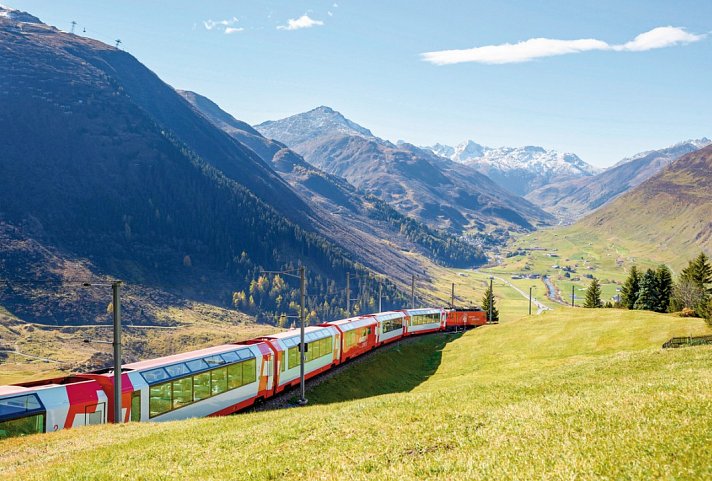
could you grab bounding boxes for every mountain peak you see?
[0,4,42,24]
[255,106,374,148]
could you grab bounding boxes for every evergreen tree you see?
[634,269,658,311]
[481,284,499,322]
[583,278,603,308]
[681,252,712,294]
[654,264,673,313]
[620,266,641,310]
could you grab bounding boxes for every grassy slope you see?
[1,309,710,480]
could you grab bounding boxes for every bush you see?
[679,307,696,318]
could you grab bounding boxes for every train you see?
[0,307,487,440]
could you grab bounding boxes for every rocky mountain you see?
[576,144,712,260]
[0,7,405,326]
[255,108,554,234]
[180,91,486,272]
[526,138,711,222]
[425,140,598,197]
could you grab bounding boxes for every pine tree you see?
[654,264,673,313]
[681,252,712,294]
[583,278,603,308]
[620,266,641,310]
[634,269,658,311]
[482,284,499,322]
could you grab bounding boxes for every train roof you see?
[371,311,405,321]
[403,308,442,315]
[121,343,256,372]
[326,315,377,331]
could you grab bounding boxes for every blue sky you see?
[5,0,712,167]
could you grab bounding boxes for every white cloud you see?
[277,14,324,31]
[328,11,333,17]
[224,27,244,34]
[421,26,706,65]
[203,16,239,31]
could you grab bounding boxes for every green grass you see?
[1,309,711,480]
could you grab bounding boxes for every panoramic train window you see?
[130,392,141,422]
[146,353,258,418]
[0,413,45,439]
[381,316,403,334]
[410,313,440,326]
[286,336,332,369]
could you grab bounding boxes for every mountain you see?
[425,140,598,197]
[179,91,486,271]
[575,144,712,261]
[255,108,553,234]
[526,139,711,222]
[0,7,405,327]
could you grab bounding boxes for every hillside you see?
[527,139,710,222]
[426,140,598,197]
[0,9,405,333]
[575,144,712,261]
[180,91,486,271]
[2,310,710,480]
[256,107,554,233]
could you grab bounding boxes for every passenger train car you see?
[0,306,487,439]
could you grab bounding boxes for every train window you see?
[242,359,256,384]
[172,377,193,409]
[288,346,299,369]
[0,413,45,439]
[221,351,239,363]
[149,383,171,418]
[143,368,169,384]
[165,363,190,378]
[130,391,141,422]
[0,394,42,417]
[211,368,228,395]
[313,340,321,359]
[193,372,211,402]
[186,359,209,372]
[204,355,225,368]
[227,363,243,389]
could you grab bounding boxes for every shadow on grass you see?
[305,332,462,406]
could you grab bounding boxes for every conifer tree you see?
[681,252,712,294]
[482,284,499,322]
[634,269,658,311]
[620,266,641,310]
[583,278,603,308]
[654,264,673,313]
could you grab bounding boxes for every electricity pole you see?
[529,286,533,316]
[488,276,493,323]
[345,272,350,316]
[298,266,307,405]
[571,285,575,307]
[70,20,77,34]
[112,281,122,423]
[451,282,455,309]
[378,278,382,313]
[411,274,416,309]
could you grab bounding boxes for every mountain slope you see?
[255,108,553,233]
[526,139,711,222]
[0,8,404,327]
[180,91,486,272]
[425,140,597,197]
[575,144,712,258]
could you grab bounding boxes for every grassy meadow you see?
[2,308,710,480]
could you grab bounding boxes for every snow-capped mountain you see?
[256,106,374,147]
[425,140,598,197]
[0,4,42,24]
[611,137,711,168]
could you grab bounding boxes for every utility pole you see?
[378,278,382,313]
[488,276,493,323]
[70,20,77,34]
[298,266,307,405]
[411,274,416,309]
[529,286,533,316]
[115,39,122,49]
[112,281,122,424]
[451,282,455,309]
[571,285,575,307]
[345,272,350,316]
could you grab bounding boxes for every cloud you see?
[203,16,239,31]
[224,27,244,34]
[277,14,324,31]
[421,26,706,65]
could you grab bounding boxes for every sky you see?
[5,0,712,167]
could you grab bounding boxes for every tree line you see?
[583,252,712,324]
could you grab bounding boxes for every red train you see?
[0,307,486,439]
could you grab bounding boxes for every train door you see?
[84,402,106,425]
